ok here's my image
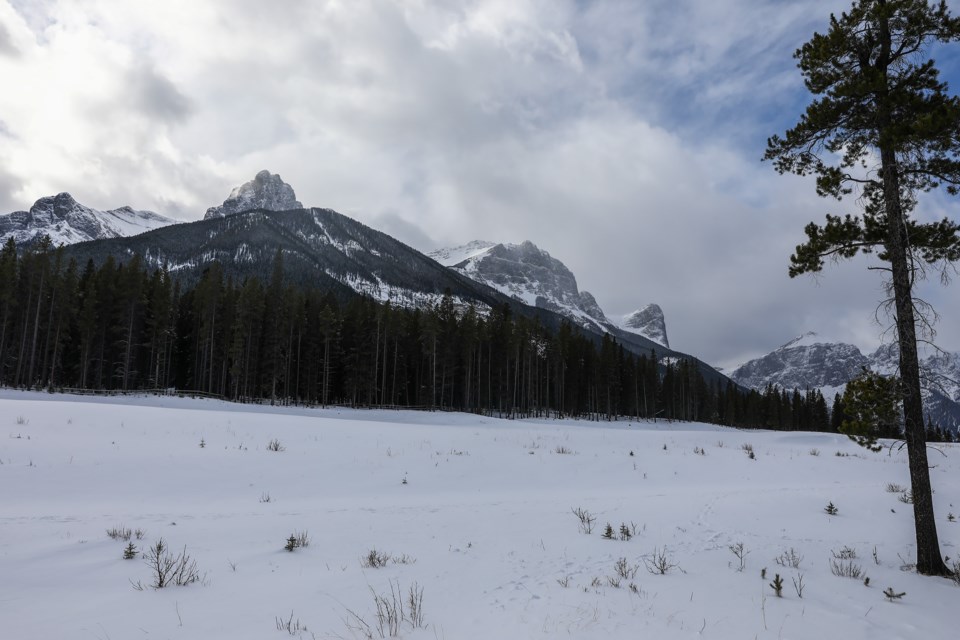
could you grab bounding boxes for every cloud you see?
[0,0,957,365]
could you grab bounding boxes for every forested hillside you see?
[0,238,833,428]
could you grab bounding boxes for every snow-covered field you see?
[1,390,958,640]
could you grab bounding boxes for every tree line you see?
[1,237,836,429]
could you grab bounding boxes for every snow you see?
[2,390,959,640]
[428,241,498,267]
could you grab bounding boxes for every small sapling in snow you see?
[769,573,784,597]
[729,542,748,572]
[123,542,138,560]
[883,587,906,601]
[824,501,838,516]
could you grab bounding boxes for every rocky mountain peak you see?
[619,304,670,348]
[204,170,302,220]
[430,239,611,331]
[1,192,174,247]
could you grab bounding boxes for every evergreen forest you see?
[0,236,890,434]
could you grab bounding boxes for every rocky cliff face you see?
[0,192,175,247]
[431,240,611,333]
[618,304,669,348]
[730,332,960,432]
[204,170,302,220]
[431,240,670,346]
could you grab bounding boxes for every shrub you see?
[122,542,138,560]
[266,439,285,452]
[729,542,748,572]
[107,525,132,541]
[144,539,201,588]
[775,548,803,569]
[830,547,864,579]
[284,530,310,552]
[572,507,596,534]
[883,587,906,601]
[644,547,677,575]
[824,501,838,515]
[363,548,391,568]
[276,611,308,636]
[886,483,906,493]
[601,523,615,540]
[554,445,573,455]
[614,557,638,580]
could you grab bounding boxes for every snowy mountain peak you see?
[429,240,498,267]
[618,304,670,348]
[204,170,303,220]
[430,239,611,332]
[0,192,176,247]
[778,331,828,351]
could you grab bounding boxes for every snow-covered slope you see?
[730,332,960,430]
[617,304,670,348]
[0,192,176,247]
[2,389,959,640]
[204,170,302,219]
[431,241,668,348]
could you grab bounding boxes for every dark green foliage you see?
[765,0,959,578]
[0,241,834,429]
[123,542,138,560]
[602,523,615,540]
[840,368,903,450]
[825,501,839,516]
[770,573,784,597]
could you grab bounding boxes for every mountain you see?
[429,240,613,333]
[729,332,960,432]
[429,240,670,348]
[617,304,670,349]
[0,192,175,247]
[63,207,514,312]
[50,174,730,387]
[204,170,302,219]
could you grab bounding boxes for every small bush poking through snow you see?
[729,542,748,572]
[809,448,820,456]
[554,445,573,455]
[824,501,839,515]
[898,491,913,504]
[830,547,864,579]
[614,557,638,580]
[143,539,201,588]
[572,506,596,534]
[266,439,285,452]
[276,610,308,636]
[886,483,906,493]
[363,548,391,568]
[107,526,132,541]
[884,587,906,601]
[122,542,138,560]
[775,547,803,569]
[284,531,309,552]
[644,547,677,575]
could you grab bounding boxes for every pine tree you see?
[840,368,902,450]
[764,0,960,576]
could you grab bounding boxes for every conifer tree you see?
[765,0,960,575]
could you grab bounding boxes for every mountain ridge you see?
[0,192,176,247]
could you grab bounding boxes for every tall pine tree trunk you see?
[881,146,949,576]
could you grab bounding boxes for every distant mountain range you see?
[0,171,731,388]
[429,240,669,348]
[0,192,175,247]
[730,332,960,432]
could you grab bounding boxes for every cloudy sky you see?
[1,0,959,368]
